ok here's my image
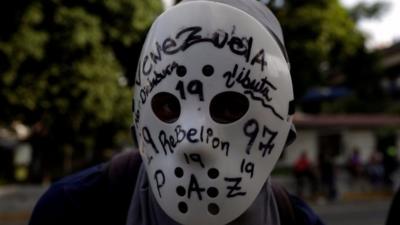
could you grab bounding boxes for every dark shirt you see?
[386,188,400,225]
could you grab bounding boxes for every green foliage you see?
[271,0,363,96]
[0,0,162,177]
[266,0,386,113]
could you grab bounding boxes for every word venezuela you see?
[141,26,268,76]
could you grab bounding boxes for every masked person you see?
[29,0,325,225]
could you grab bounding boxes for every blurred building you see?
[380,41,400,98]
[281,113,400,166]
[280,42,400,167]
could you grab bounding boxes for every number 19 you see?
[175,80,204,101]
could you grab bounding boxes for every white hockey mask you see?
[133,1,294,224]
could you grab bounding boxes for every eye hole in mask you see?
[151,92,181,123]
[210,91,249,124]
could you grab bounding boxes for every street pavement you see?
[0,185,47,225]
[0,185,395,225]
[311,198,392,225]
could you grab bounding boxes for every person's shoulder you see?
[29,150,142,225]
[44,161,109,198]
[29,163,109,225]
[289,194,326,225]
[57,162,108,186]
[36,149,141,201]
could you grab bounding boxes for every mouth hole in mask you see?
[210,91,249,124]
[151,92,181,123]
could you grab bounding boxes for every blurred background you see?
[0,0,399,224]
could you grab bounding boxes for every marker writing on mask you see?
[141,26,268,76]
[158,125,230,156]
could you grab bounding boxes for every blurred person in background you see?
[29,0,325,225]
[383,146,399,187]
[346,147,364,191]
[293,151,318,198]
[318,151,337,201]
[366,150,384,189]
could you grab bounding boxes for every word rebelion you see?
[142,125,230,159]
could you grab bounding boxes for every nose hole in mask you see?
[151,92,181,123]
[210,91,249,124]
